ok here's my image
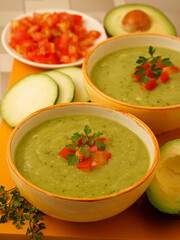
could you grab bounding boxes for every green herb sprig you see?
[134,46,173,83]
[66,125,105,165]
[0,186,45,240]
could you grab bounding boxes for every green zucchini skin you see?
[0,73,59,127]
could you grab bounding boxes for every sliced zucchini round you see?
[58,67,90,102]
[45,70,75,104]
[0,73,59,127]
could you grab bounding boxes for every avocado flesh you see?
[104,4,177,36]
[146,139,180,215]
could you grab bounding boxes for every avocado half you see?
[146,139,180,215]
[104,4,177,36]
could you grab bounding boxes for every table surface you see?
[0,59,180,240]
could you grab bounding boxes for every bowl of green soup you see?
[82,33,180,134]
[7,103,159,222]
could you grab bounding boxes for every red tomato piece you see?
[59,147,76,160]
[72,14,83,25]
[76,148,91,161]
[163,66,179,74]
[77,159,92,172]
[155,58,166,68]
[160,71,169,83]
[142,61,150,69]
[88,30,101,40]
[141,78,157,91]
[91,151,111,169]
[11,30,30,44]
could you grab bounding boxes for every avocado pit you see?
[122,10,152,32]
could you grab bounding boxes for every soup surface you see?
[15,114,149,198]
[90,46,180,107]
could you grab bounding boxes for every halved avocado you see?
[146,139,180,215]
[104,4,176,36]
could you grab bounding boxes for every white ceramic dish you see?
[1,9,107,69]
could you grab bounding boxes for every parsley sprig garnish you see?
[0,186,45,240]
[66,125,105,165]
[134,46,173,83]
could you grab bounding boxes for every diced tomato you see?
[56,31,69,54]
[27,24,40,34]
[46,13,59,27]
[134,68,153,82]
[91,151,111,169]
[59,147,76,160]
[76,148,91,161]
[160,71,169,83]
[141,78,157,91]
[72,14,83,25]
[88,30,101,40]
[9,11,101,65]
[163,66,179,74]
[142,61,150,69]
[77,159,92,172]
[155,58,167,68]
[147,78,157,90]
[11,30,30,44]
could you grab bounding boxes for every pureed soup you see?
[14,114,150,198]
[90,46,180,107]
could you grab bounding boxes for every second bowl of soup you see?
[82,33,180,134]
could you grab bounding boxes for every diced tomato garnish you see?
[91,151,111,169]
[141,61,150,69]
[160,71,169,83]
[141,78,157,91]
[155,58,167,68]
[76,148,91,161]
[59,147,76,160]
[77,159,92,172]
[163,66,180,74]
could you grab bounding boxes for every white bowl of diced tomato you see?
[1,9,107,68]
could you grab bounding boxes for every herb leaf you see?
[66,125,105,165]
[0,186,45,240]
[134,46,174,83]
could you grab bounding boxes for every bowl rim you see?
[1,8,107,69]
[7,102,159,202]
[82,32,180,111]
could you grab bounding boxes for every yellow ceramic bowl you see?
[82,33,180,134]
[7,103,159,222]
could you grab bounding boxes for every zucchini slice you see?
[45,70,75,104]
[58,67,90,102]
[0,73,58,127]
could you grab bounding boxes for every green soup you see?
[15,114,150,198]
[90,46,180,107]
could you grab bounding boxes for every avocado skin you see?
[146,139,180,216]
[104,4,177,37]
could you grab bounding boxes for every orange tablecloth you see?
[0,59,180,240]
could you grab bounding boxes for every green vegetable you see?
[0,186,45,240]
[66,125,105,165]
[134,46,173,83]
[44,70,75,103]
[57,67,90,102]
[0,73,59,127]
[146,139,180,215]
